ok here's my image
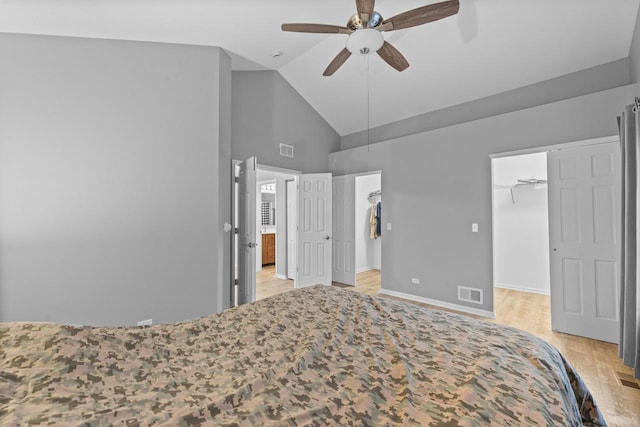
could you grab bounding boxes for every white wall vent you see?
[279,143,294,158]
[458,286,483,305]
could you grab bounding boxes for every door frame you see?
[233,157,258,306]
[354,171,383,277]
[256,164,300,284]
[332,170,383,287]
[489,135,619,320]
[232,160,301,306]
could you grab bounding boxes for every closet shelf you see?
[494,178,547,204]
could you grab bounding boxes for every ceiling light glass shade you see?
[346,29,384,55]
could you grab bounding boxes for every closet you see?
[355,174,381,274]
[492,152,550,294]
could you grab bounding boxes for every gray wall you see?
[215,48,233,313]
[329,83,637,313]
[0,34,232,325]
[341,59,632,150]
[231,71,340,171]
[630,4,640,83]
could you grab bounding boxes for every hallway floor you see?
[255,266,381,301]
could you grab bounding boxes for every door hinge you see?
[234,177,239,183]
[234,228,239,234]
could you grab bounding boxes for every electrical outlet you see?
[411,278,420,285]
[472,223,479,233]
[137,319,152,326]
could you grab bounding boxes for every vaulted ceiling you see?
[1,0,639,136]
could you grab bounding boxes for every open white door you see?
[547,142,620,343]
[332,175,356,285]
[286,179,297,280]
[237,157,257,305]
[298,173,332,287]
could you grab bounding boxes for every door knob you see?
[248,242,257,248]
[323,236,330,240]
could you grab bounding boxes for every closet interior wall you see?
[492,153,550,294]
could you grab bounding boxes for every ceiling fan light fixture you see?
[346,28,384,55]
[282,0,460,74]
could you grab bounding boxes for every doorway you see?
[355,173,382,284]
[332,171,382,292]
[492,152,550,295]
[255,167,297,300]
[233,159,333,305]
[491,135,621,343]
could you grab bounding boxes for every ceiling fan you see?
[281,0,460,76]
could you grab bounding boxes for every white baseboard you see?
[276,274,287,280]
[356,266,375,273]
[494,283,550,296]
[378,288,496,319]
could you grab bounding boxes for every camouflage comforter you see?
[0,285,605,426]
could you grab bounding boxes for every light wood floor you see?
[256,267,640,426]
[255,265,294,301]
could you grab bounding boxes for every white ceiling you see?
[1,0,639,136]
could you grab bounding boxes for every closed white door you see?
[237,157,257,305]
[298,173,332,287]
[547,142,620,343]
[332,175,356,285]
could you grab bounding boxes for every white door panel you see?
[287,179,297,280]
[548,142,620,343]
[237,157,257,305]
[298,173,332,287]
[332,175,356,285]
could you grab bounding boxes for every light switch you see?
[386,223,392,231]
[472,223,479,233]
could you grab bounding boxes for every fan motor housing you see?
[347,11,383,30]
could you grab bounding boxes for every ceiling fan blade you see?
[381,0,459,32]
[377,41,409,72]
[281,23,352,34]
[323,48,352,76]
[356,0,375,22]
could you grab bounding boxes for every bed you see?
[1,285,605,426]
